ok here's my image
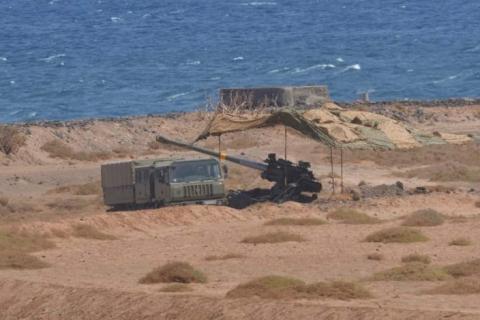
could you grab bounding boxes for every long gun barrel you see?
[156,134,267,171]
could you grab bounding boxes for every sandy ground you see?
[1,103,480,319]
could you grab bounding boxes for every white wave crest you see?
[40,54,66,62]
[241,2,277,6]
[292,64,335,73]
[233,56,244,61]
[0,57,7,62]
[186,60,201,65]
[167,92,190,101]
[110,17,123,23]
[341,64,361,72]
[336,57,344,62]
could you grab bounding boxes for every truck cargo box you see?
[101,161,135,206]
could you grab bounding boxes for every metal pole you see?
[284,126,287,160]
[330,147,335,194]
[218,135,222,163]
[340,147,344,194]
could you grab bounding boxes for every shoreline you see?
[2,97,480,128]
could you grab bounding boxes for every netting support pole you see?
[218,135,222,163]
[284,126,287,160]
[330,147,335,194]
[340,147,344,194]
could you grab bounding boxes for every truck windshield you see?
[170,160,221,183]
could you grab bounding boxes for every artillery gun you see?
[156,135,322,209]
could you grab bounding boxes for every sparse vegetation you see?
[0,126,26,155]
[444,259,480,278]
[371,262,450,281]
[398,163,480,183]
[205,253,244,261]
[159,284,193,293]
[72,224,116,240]
[426,278,480,295]
[139,262,207,284]
[402,209,445,227]
[0,228,54,270]
[327,208,380,224]
[449,238,472,246]
[46,198,94,212]
[475,201,480,208]
[264,217,326,226]
[365,227,428,243]
[48,181,101,196]
[367,253,384,261]
[41,140,111,161]
[226,275,372,300]
[401,254,431,264]
[241,231,305,244]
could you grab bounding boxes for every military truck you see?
[101,157,226,209]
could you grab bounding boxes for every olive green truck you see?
[101,157,226,209]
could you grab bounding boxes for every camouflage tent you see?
[195,104,471,150]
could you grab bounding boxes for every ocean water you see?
[1,0,479,122]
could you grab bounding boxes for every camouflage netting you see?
[195,103,472,150]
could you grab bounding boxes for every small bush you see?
[401,254,431,264]
[367,253,384,261]
[159,284,193,293]
[265,217,326,226]
[426,278,480,295]
[226,275,372,300]
[241,232,305,244]
[0,251,49,270]
[139,262,207,284]
[46,198,93,212]
[327,208,380,224]
[449,238,472,246]
[402,209,445,227]
[48,182,101,196]
[0,126,26,155]
[72,224,116,240]
[41,140,110,161]
[0,196,9,207]
[0,228,54,270]
[474,201,480,208]
[365,227,428,243]
[371,262,450,281]
[205,253,244,261]
[444,259,480,278]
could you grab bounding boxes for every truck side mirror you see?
[222,164,228,179]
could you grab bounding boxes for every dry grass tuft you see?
[72,224,116,240]
[0,126,26,155]
[449,238,472,246]
[0,196,9,207]
[205,253,244,261]
[241,231,305,244]
[444,259,480,278]
[226,275,372,300]
[46,198,94,212]
[159,284,193,293]
[139,262,207,284]
[41,140,111,161]
[367,253,384,261]
[402,209,445,227]
[371,262,450,281]
[426,278,480,295]
[49,182,101,196]
[401,254,431,264]
[475,201,480,208]
[365,227,428,243]
[265,217,326,226]
[327,208,380,224]
[0,228,54,270]
[399,163,480,183]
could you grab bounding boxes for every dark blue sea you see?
[1,1,479,122]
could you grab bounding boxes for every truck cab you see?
[101,157,226,209]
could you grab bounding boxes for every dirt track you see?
[1,103,480,319]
